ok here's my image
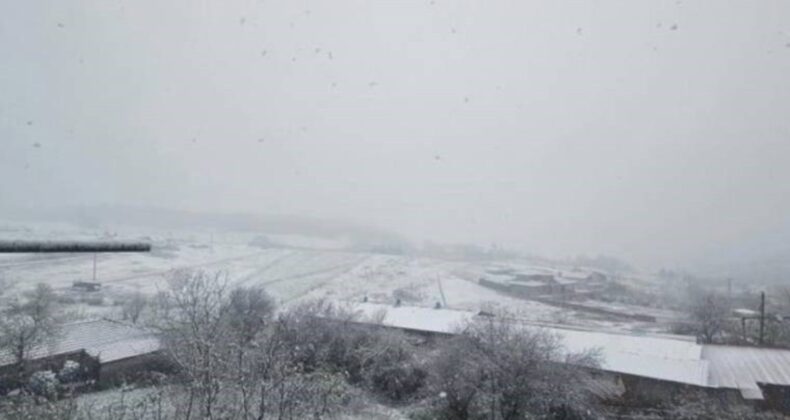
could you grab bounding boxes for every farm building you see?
[479,271,554,295]
[0,319,163,388]
[478,273,515,293]
[339,301,790,412]
[510,279,554,295]
[513,272,555,283]
[479,267,606,298]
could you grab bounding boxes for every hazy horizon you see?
[2,1,790,270]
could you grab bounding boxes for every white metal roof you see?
[349,302,476,335]
[338,302,790,398]
[342,302,708,385]
[541,326,708,386]
[702,345,790,399]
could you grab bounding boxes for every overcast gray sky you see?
[2,1,790,268]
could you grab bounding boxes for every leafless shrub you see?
[82,296,105,306]
[0,284,62,376]
[662,389,785,420]
[392,287,421,303]
[121,292,148,324]
[424,316,601,420]
[0,394,78,420]
[153,270,235,418]
[689,292,729,344]
[274,300,426,402]
[151,272,353,419]
[55,294,78,305]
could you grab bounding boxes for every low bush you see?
[28,370,59,399]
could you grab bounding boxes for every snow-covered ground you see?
[0,221,676,332]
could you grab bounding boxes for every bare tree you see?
[225,286,276,419]
[227,286,275,347]
[664,388,786,419]
[153,274,350,420]
[0,284,61,375]
[153,270,235,419]
[690,292,729,344]
[121,291,148,324]
[426,336,485,420]
[426,316,600,420]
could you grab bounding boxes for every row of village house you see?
[2,302,790,413]
[344,302,790,412]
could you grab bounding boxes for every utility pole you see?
[759,291,766,346]
[0,241,151,284]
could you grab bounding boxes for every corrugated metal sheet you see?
[702,345,790,399]
[545,327,709,387]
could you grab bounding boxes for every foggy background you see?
[2,1,790,271]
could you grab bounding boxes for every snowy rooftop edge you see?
[334,302,790,396]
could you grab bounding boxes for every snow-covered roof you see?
[702,345,790,399]
[0,320,160,367]
[541,326,708,386]
[348,302,476,335]
[340,302,708,385]
[732,308,759,317]
[337,302,790,398]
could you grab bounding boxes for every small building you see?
[335,301,790,412]
[72,281,102,292]
[478,273,514,293]
[479,271,577,297]
[551,276,578,295]
[510,279,554,296]
[0,319,163,389]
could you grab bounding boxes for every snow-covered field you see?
[0,221,675,332]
